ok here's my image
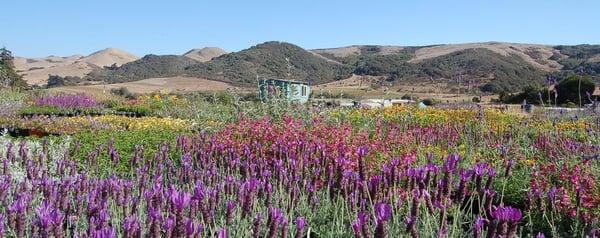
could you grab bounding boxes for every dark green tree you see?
[0,47,28,89]
[555,74,595,105]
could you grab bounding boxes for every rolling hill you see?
[16,42,600,93]
[14,48,137,85]
[185,41,353,86]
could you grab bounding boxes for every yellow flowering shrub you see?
[62,115,191,132]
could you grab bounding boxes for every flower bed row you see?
[0,111,597,237]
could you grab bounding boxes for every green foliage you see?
[110,87,138,99]
[187,41,353,86]
[421,98,437,106]
[555,74,596,105]
[0,89,28,116]
[18,105,106,117]
[498,74,596,106]
[354,54,414,77]
[499,86,549,105]
[81,42,600,94]
[46,75,82,88]
[554,45,600,81]
[114,104,153,116]
[419,48,545,92]
[73,129,181,174]
[0,47,28,90]
[87,55,198,83]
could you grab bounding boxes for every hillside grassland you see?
[75,42,600,97]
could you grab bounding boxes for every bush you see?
[114,104,153,116]
[73,129,181,174]
[401,94,417,100]
[46,75,82,88]
[421,98,436,106]
[479,82,503,93]
[472,96,481,103]
[110,87,138,99]
[554,74,595,105]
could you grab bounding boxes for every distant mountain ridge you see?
[15,48,138,85]
[17,42,600,93]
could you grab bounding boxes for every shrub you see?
[421,98,436,106]
[110,87,138,99]
[34,94,100,108]
[554,74,595,105]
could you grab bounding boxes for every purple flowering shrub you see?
[34,94,100,109]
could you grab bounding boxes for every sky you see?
[2,0,599,57]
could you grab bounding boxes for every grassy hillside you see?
[416,48,546,92]
[86,55,198,83]
[81,42,599,93]
[553,45,600,81]
[186,41,353,86]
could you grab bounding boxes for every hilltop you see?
[183,47,227,62]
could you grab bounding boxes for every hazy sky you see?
[2,0,599,57]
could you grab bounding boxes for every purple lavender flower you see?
[548,187,558,209]
[226,200,236,225]
[351,220,362,238]
[0,213,4,237]
[163,216,175,237]
[295,217,306,238]
[184,218,195,237]
[443,154,460,173]
[536,232,545,238]
[35,201,54,232]
[473,216,486,238]
[170,189,191,211]
[123,215,141,237]
[491,206,522,222]
[491,205,522,237]
[218,228,228,238]
[9,196,28,237]
[35,94,100,108]
[375,203,392,238]
[253,213,262,238]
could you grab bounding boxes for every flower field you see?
[0,91,599,237]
